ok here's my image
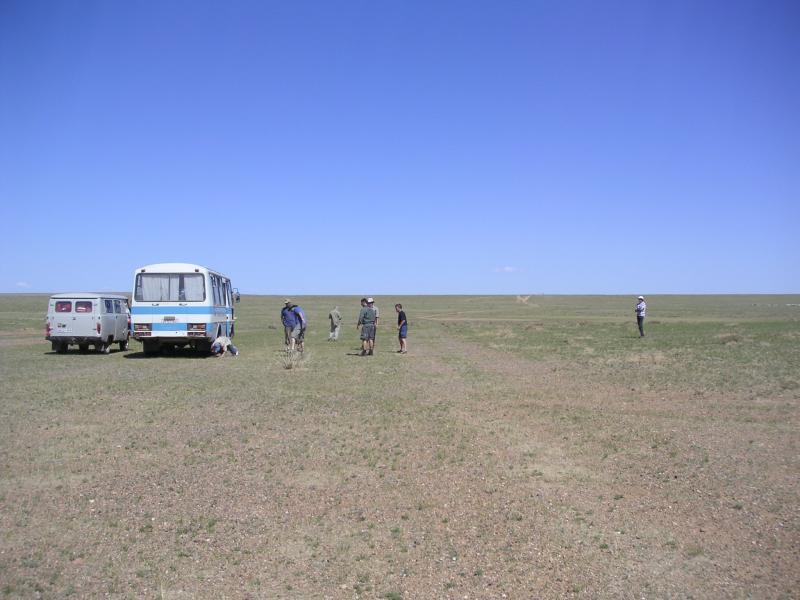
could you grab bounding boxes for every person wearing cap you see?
[281,299,298,349]
[635,296,647,337]
[328,306,342,341]
[357,297,378,356]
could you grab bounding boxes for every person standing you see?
[357,297,378,356]
[635,295,647,337]
[328,306,342,341]
[292,303,307,352]
[281,299,298,349]
[395,303,408,354]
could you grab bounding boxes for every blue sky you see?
[1,0,798,294]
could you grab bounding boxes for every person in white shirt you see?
[211,335,239,357]
[635,296,647,337]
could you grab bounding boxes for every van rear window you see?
[75,301,93,313]
[55,301,72,313]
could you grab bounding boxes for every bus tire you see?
[143,340,160,356]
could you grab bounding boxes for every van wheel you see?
[55,343,67,354]
[119,338,129,351]
[97,343,110,354]
[79,344,89,352]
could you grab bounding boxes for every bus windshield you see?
[135,273,205,302]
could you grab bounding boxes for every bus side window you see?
[214,276,221,306]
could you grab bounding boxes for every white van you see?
[46,293,130,354]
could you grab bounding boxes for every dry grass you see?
[0,294,798,598]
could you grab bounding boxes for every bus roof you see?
[135,263,227,276]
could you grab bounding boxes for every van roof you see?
[50,293,129,300]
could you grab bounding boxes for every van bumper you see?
[47,336,102,344]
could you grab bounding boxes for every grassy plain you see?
[0,294,798,599]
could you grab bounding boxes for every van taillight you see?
[46,323,51,338]
[96,323,101,334]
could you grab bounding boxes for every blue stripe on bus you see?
[152,323,188,331]
[131,306,233,315]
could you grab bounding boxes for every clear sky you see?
[1,0,798,295]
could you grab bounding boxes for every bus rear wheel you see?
[143,340,160,356]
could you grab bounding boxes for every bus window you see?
[135,273,205,302]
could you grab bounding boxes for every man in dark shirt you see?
[395,304,408,354]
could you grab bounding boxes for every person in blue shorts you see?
[395,304,408,354]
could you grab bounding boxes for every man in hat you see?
[635,296,647,337]
[357,297,378,356]
[281,299,298,349]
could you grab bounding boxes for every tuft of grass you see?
[280,349,305,369]
[686,545,704,557]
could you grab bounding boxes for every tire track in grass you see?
[414,325,800,599]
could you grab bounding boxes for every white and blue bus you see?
[130,263,239,355]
